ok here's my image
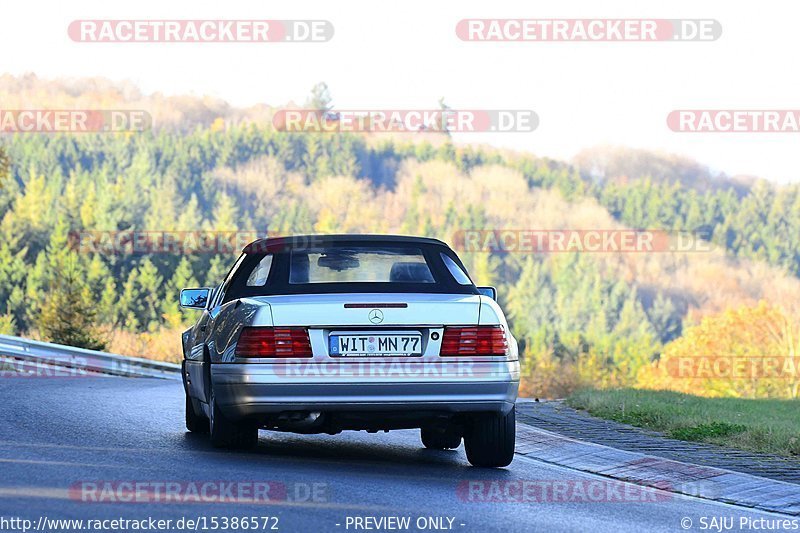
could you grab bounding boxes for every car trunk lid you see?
[251,293,480,327]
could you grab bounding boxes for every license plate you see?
[329,334,422,357]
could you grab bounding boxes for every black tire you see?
[464,409,515,467]
[421,427,462,450]
[185,394,209,433]
[208,388,258,449]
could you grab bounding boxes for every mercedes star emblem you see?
[368,309,384,324]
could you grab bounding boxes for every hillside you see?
[1,75,799,399]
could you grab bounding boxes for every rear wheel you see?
[464,409,515,467]
[209,389,258,449]
[421,426,462,450]
[185,394,209,433]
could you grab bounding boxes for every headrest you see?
[389,262,434,282]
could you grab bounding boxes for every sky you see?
[3,0,800,182]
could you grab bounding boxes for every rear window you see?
[290,247,434,284]
[222,240,479,300]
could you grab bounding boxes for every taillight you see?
[440,326,508,356]
[235,327,313,358]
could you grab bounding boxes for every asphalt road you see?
[0,377,795,533]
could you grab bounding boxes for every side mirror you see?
[477,286,497,301]
[180,288,212,310]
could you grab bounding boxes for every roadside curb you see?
[515,418,800,516]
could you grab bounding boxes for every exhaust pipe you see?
[275,411,324,431]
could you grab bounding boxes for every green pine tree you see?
[37,256,107,351]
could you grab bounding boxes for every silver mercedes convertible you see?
[180,234,520,467]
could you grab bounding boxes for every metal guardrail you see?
[0,334,181,380]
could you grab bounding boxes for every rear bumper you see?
[211,360,520,419]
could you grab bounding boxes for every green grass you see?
[566,388,800,457]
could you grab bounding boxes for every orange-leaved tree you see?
[638,302,799,398]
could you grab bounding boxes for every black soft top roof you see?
[223,234,476,299]
[242,234,450,254]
